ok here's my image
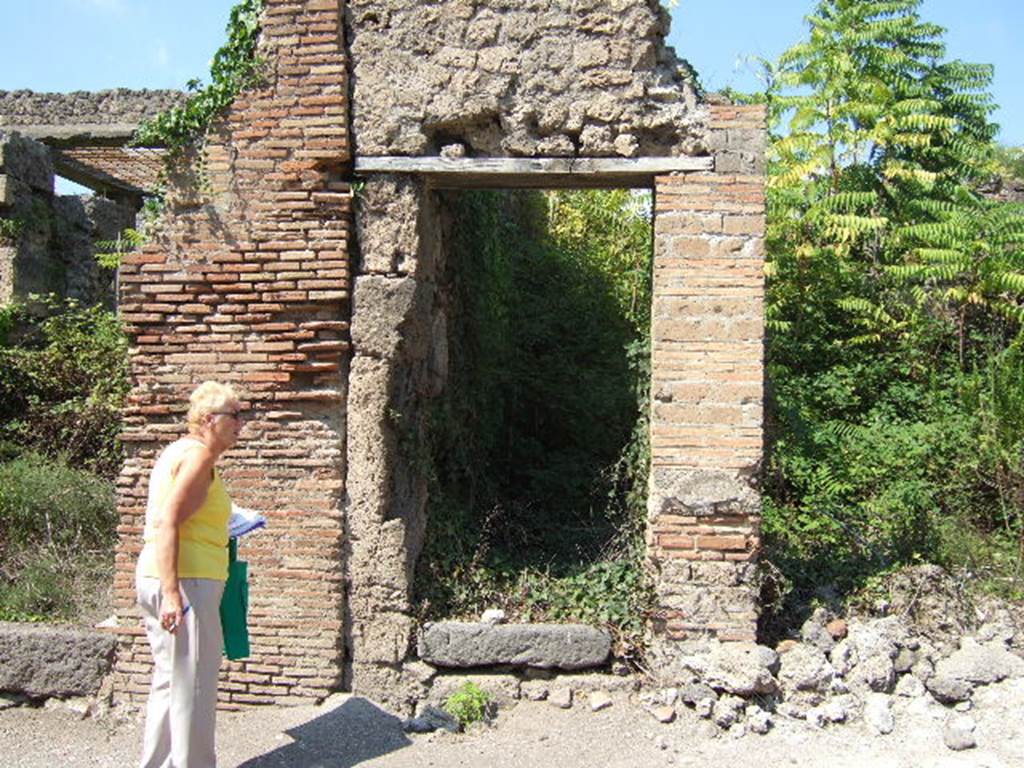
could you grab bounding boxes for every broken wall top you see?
[346,0,709,159]
[0,89,185,144]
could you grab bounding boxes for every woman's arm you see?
[155,446,215,633]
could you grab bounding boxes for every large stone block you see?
[677,641,779,695]
[0,623,116,697]
[418,622,611,670]
[648,466,760,520]
[356,176,421,275]
[0,131,53,194]
[350,275,418,359]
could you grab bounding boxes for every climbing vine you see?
[133,0,265,153]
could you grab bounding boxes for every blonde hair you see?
[187,381,239,431]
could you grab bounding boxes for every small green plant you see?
[95,227,147,270]
[0,217,25,243]
[134,0,265,154]
[444,682,492,728]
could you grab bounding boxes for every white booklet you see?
[229,505,267,539]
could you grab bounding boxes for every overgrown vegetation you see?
[0,453,117,622]
[758,0,1024,629]
[134,0,264,153]
[0,298,129,622]
[0,297,130,478]
[415,189,654,656]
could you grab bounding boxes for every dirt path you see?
[2,683,1021,768]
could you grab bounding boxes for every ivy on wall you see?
[133,0,265,153]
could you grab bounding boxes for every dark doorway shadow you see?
[238,696,412,767]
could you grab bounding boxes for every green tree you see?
[760,0,1024,611]
[766,0,1001,346]
[894,194,1024,364]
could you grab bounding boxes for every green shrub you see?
[0,453,116,621]
[444,682,492,728]
[0,297,129,478]
[761,336,1024,628]
[0,452,116,550]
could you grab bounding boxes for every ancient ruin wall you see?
[646,104,767,655]
[343,2,769,681]
[346,174,452,712]
[110,0,352,707]
[0,131,133,307]
[98,0,769,709]
[346,0,708,158]
[0,90,185,139]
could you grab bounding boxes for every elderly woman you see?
[135,381,243,768]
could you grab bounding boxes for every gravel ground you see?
[2,681,1022,768]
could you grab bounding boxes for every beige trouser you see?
[137,576,225,768]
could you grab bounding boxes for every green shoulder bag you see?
[220,537,250,660]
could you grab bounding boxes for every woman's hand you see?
[160,587,185,633]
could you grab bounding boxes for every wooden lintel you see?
[354,155,713,189]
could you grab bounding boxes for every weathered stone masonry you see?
[345,0,704,159]
[0,89,185,204]
[0,131,134,307]
[91,0,767,709]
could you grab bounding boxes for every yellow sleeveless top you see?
[137,437,230,581]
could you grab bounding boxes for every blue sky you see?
[2,0,1021,147]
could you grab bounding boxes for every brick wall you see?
[110,0,352,708]
[646,104,766,653]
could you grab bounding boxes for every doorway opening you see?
[415,187,654,655]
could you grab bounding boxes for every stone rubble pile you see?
[396,568,1024,747]
[637,567,1023,752]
